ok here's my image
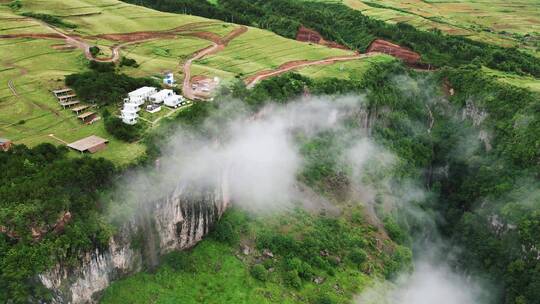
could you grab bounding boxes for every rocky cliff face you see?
[39,183,228,304]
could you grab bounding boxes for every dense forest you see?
[151,58,540,303]
[122,0,540,77]
[0,144,115,302]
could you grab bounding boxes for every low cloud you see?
[109,95,370,215]
[355,257,488,304]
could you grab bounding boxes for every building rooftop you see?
[0,138,10,143]
[150,89,174,99]
[67,135,108,153]
[129,86,156,97]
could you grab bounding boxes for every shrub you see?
[103,114,141,142]
[314,295,335,304]
[250,264,267,281]
[163,251,195,272]
[88,61,115,72]
[211,220,239,246]
[89,46,100,58]
[349,249,368,265]
[8,0,22,10]
[65,71,157,105]
[383,217,407,244]
[21,12,76,28]
[283,270,302,289]
[120,57,139,67]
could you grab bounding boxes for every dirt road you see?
[245,53,382,88]
[182,26,248,100]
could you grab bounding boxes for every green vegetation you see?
[1,1,539,304]
[125,0,540,77]
[89,46,100,58]
[0,144,115,303]
[65,69,158,106]
[20,12,76,29]
[433,66,540,303]
[334,0,540,56]
[199,29,353,77]
[7,0,22,11]
[101,208,409,304]
[103,110,142,142]
[119,57,139,68]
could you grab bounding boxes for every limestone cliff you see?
[39,183,228,304]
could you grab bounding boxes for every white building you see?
[124,86,157,105]
[120,102,141,125]
[163,72,174,86]
[164,94,184,108]
[149,89,174,104]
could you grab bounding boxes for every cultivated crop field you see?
[314,0,540,56]
[0,0,387,165]
[297,54,395,80]
[198,28,355,77]
[0,37,146,165]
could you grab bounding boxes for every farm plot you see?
[119,37,213,78]
[197,27,355,79]
[482,67,540,93]
[296,54,395,80]
[0,38,145,165]
[18,0,221,36]
[0,9,54,35]
[317,0,540,53]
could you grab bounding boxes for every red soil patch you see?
[366,39,421,65]
[185,31,222,44]
[296,26,350,50]
[220,26,248,46]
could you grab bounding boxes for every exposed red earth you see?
[296,26,350,50]
[295,26,432,69]
[366,39,421,65]
[182,26,248,100]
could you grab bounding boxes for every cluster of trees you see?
[102,109,142,142]
[122,0,540,77]
[211,208,410,296]
[65,63,158,106]
[21,12,77,28]
[433,66,540,303]
[0,144,115,302]
[223,60,540,303]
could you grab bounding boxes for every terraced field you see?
[198,29,354,77]
[314,0,540,56]
[0,0,387,165]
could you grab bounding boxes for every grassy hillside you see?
[0,0,385,166]
[101,208,406,304]
[317,0,540,56]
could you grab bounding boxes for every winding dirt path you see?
[182,26,248,100]
[0,21,224,63]
[245,52,382,88]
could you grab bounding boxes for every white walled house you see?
[149,89,174,104]
[124,87,157,105]
[164,94,184,108]
[163,72,175,86]
[120,102,141,125]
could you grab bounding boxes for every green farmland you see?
[317,0,540,56]
[198,28,354,77]
[0,0,385,166]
